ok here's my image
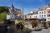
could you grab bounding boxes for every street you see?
[31,28,50,33]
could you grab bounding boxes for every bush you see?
[0,13,7,21]
[16,28,32,33]
[32,20,38,28]
[16,20,32,33]
[16,22,24,30]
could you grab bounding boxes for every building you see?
[9,4,23,20]
[37,9,47,21]
[25,11,38,19]
[46,4,50,21]
[25,4,50,22]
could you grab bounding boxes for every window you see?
[39,12,43,14]
[36,16,37,18]
[47,15,50,17]
[42,12,43,14]
[34,16,37,18]
[44,15,46,17]
[39,12,41,14]
[30,16,31,18]
[42,15,43,17]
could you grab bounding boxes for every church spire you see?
[10,0,14,11]
[11,3,15,13]
[12,3,14,9]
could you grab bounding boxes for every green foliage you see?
[16,28,32,33]
[0,6,9,13]
[0,13,7,21]
[17,20,25,25]
[0,6,9,21]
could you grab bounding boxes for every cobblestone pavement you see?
[31,28,50,33]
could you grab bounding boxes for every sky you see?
[0,0,50,14]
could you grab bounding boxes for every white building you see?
[37,10,47,21]
[25,11,38,19]
[31,14,37,18]
[25,4,50,22]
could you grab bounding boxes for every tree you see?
[0,6,9,22]
[0,6,9,13]
[32,20,38,28]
